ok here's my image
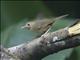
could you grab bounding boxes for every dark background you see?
[43,1,80,18]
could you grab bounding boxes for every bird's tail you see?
[54,14,69,20]
[68,19,80,36]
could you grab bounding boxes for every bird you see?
[21,14,69,38]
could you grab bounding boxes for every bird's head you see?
[21,21,35,30]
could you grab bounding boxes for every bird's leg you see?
[43,26,52,36]
[34,27,52,39]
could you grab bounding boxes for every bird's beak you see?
[21,25,28,29]
[21,25,30,30]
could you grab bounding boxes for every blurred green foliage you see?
[1,1,80,60]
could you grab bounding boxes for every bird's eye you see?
[27,24,30,26]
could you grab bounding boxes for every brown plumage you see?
[21,14,69,37]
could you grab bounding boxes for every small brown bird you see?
[21,14,69,37]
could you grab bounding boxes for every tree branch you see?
[1,27,80,60]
